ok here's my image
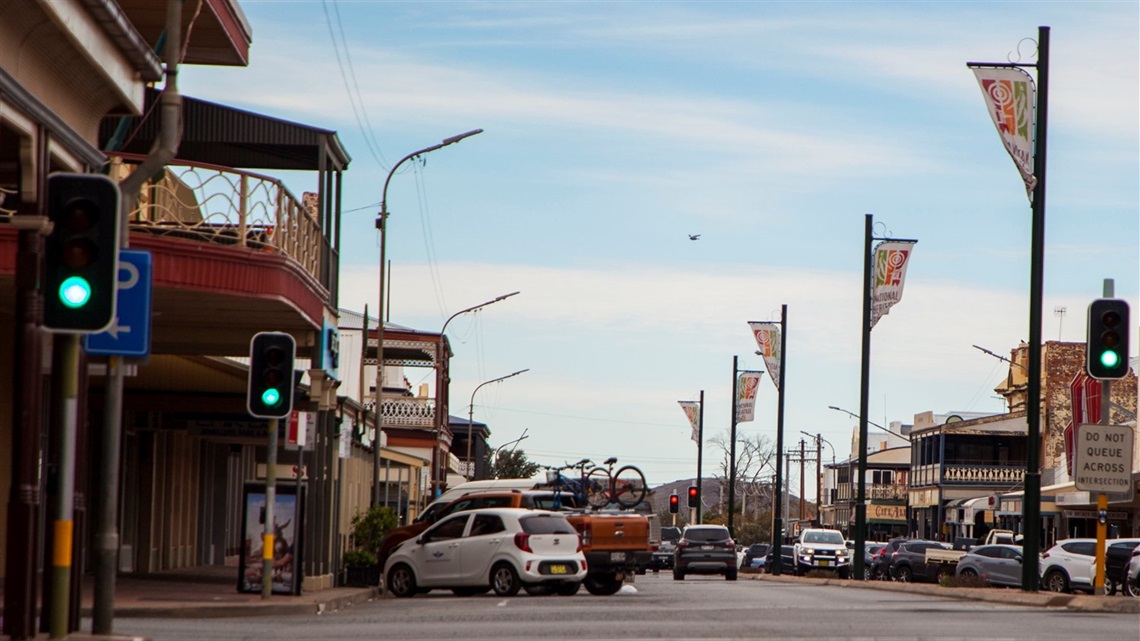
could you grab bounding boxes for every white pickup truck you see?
[925,529,1020,570]
[793,528,851,578]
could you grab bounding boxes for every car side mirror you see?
[1014,555,1023,563]
[416,535,428,545]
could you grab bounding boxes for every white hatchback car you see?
[1040,537,1140,593]
[384,507,587,597]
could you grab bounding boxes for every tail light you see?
[576,535,583,553]
[514,533,533,553]
[727,539,736,549]
[1041,551,1050,560]
[677,540,690,549]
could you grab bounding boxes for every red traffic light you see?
[687,485,699,508]
[668,494,679,513]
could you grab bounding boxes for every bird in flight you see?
[688,234,701,241]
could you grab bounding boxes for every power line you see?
[321,0,388,168]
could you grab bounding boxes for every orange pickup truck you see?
[567,511,655,595]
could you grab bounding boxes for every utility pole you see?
[799,439,806,521]
[814,434,822,520]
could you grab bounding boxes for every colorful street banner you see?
[748,322,781,391]
[736,372,763,423]
[678,401,701,444]
[970,65,1037,199]
[871,241,917,329]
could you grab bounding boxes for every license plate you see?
[611,551,626,562]
[819,560,829,567]
[700,545,714,550]
[549,564,568,575]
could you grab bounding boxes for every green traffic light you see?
[261,388,282,407]
[59,276,92,308]
[1100,350,1121,369]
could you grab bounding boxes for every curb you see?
[107,587,381,619]
[746,572,1140,614]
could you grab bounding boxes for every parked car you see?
[862,543,887,580]
[673,524,737,581]
[384,508,586,598]
[1124,544,1140,597]
[888,540,951,582]
[870,538,910,580]
[765,544,796,575]
[1105,540,1140,595]
[377,490,579,566]
[649,526,682,571]
[741,543,771,571]
[955,544,1024,588]
[793,528,851,578]
[1040,538,1140,594]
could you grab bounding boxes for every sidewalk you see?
[0,566,380,639]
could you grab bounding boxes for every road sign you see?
[1073,423,1134,493]
[84,250,153,357]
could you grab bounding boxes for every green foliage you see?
[491,448,541,479]
[342,549,378,568]
[349,505,397,557]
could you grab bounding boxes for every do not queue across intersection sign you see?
[1073,423,1134,493]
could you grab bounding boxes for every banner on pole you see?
[969,65,1037,199]
[678,401,701,444]
[736,372,763,423]
[871,241,917,329]
[748,322,781,390]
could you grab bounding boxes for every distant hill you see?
[648,478,799,516]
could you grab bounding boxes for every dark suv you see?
[673,525,737,581]
[741,543,771,571]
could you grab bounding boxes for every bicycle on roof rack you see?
[542,457,648,511]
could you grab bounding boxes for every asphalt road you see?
[106,573,1140,641]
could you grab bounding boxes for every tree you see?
[490,448,541,479]
[709,430,777,528]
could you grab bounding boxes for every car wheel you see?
[960,568,978,579]
[726,567,738,581]
[863,566,872,581]
[386,564,417,598]
[673,568,685,581]
[584,574,623,595]
[555,582,581,596]
[491,562,521,597]
[894,565,912,583]
[1106,580,1118,596]
[1123,578,1140,598]
[524,585,555,596]
[1043,569,1069,593]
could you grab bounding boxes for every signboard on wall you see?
[1073,423,1133,494]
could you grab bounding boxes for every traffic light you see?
[43,173,121,332]
[668,493,679,514]
[1087,299,1130,380]
[247,332,296,419]
[687,485,699,508]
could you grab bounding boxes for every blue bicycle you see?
[542,459,602,509]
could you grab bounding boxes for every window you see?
[424,515,469,542]
[477,496,516,509]
[872,470,894,485]
[972,546,1002,558]
[469,514,506,537]
[998,547,1022,560]
[683,527,731,543]
[519,514,576,535]
[1062,541,1095,557]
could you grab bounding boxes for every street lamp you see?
[827,405,911,443]
[372,128,483,505]
[468,369,529,479]
[435,291,520,488]
[491,432,529,476]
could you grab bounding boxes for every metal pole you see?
[728,356,738,538]
[816,434,822,520]
[770,304,787,572]
[376,130,482,501]
[1093,278,1114,595]
[855,213,872,581]
[1021,25,1049,592]
[262,418,278,600]
[467,369,528,480]
[48,334,80,639]
[799,439,806,521]
[696,390,704,524]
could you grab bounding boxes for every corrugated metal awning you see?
[100,89,351,171]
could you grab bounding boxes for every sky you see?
[181,1,1139,494]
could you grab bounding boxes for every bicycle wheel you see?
[585,467,612,509]
[612,465,647,509]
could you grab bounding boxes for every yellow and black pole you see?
[50,334,80,639]
[263,417,278,600]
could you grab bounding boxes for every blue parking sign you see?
[84,250,152,357]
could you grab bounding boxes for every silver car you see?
[955,544,1023,588]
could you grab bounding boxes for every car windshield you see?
[531,495,578,509]
[661,527,682,542]
[519,515,575,535]
[684,527,730,542]
[802,531,844,544]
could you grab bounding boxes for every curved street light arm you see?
[466,368,530,479]
[827,405,912,442]
[380,129,484,215]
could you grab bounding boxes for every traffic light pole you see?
[263,418,278,600]
[49,334,80,639]
[696,390,704,524]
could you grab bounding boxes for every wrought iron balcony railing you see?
[380,396,435,429]
[109,154,324,287]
